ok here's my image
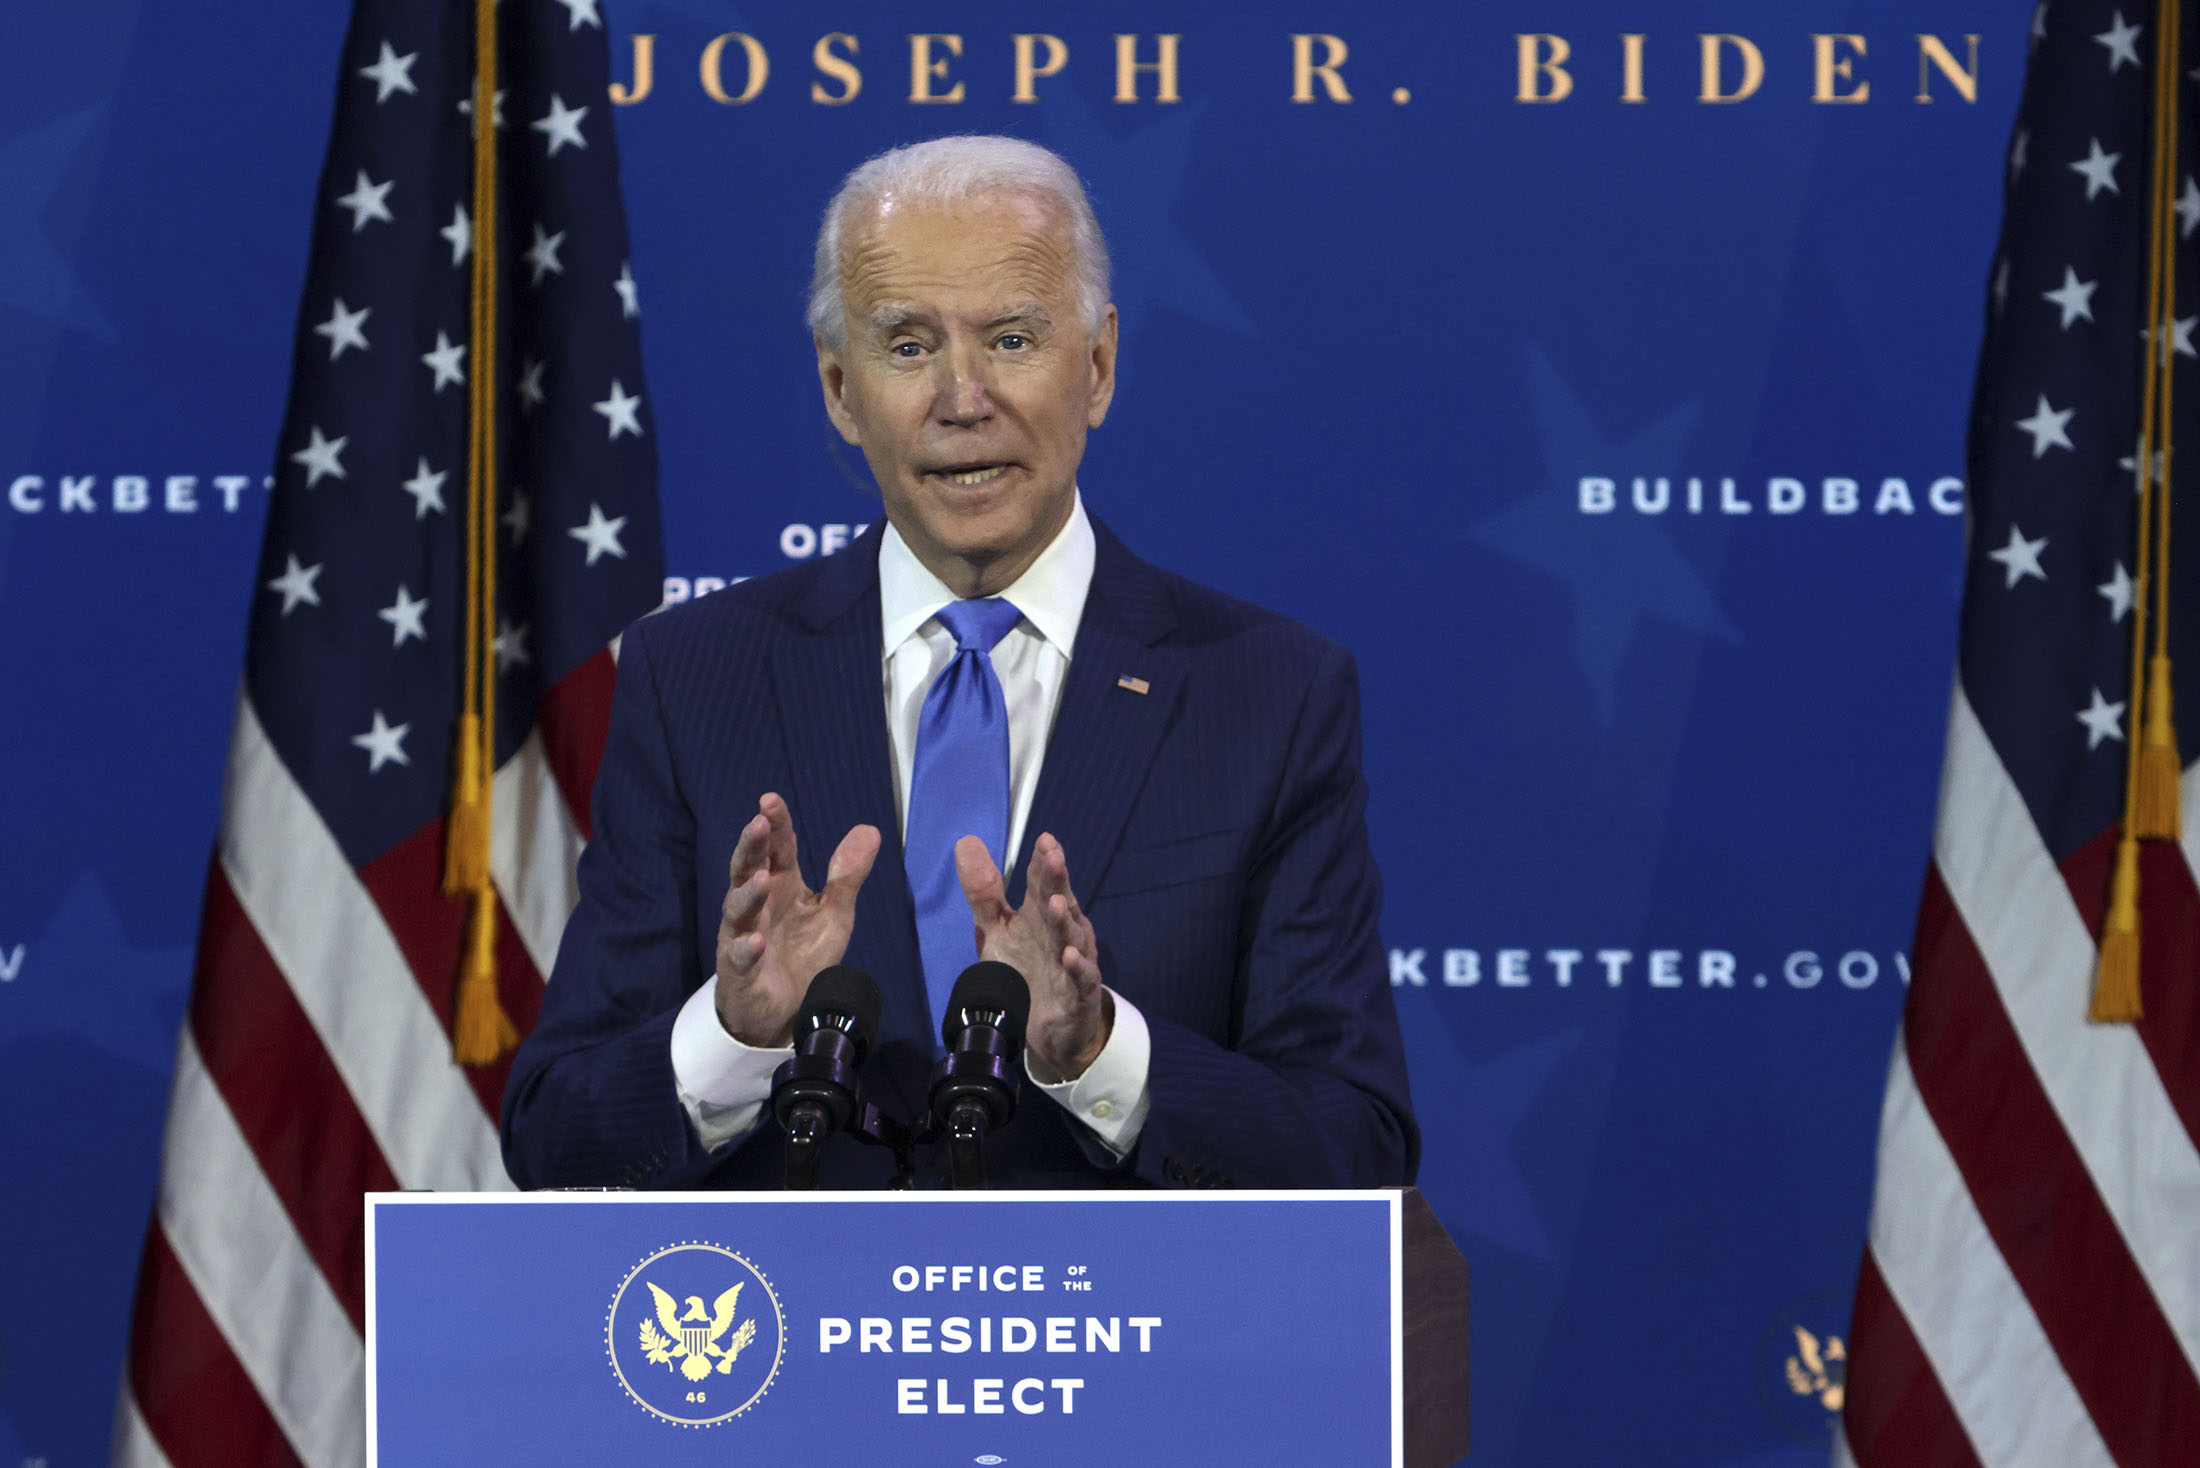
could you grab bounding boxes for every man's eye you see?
[890,341,924,358]
[996,334,1030,351]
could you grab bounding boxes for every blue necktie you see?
[905,597,1025,1032]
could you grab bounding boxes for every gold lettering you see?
[700,33,767,105]
[1916,34,1980,103]
[1620,34,1646,102]
[1698,34,1763,103]
[1292,34,1352,103]
[1114,34,1182,103]
[1014,34,1069,102]
[812,33,861,105]
[910,33,965,103]
[1515,34,1572,102]
[611,33,655,105]
[1812,34,1868,103]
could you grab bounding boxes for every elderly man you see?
[501,136,1415,1189]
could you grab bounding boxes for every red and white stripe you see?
[1841,686,2200,1468]
[112,648,620,1468]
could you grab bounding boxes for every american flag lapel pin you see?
[1116,675,1151,695]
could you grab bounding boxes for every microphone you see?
[929,961,1031,1189]
[770,966,883,1190]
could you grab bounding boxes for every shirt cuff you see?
[671,977,793,1153]
[1025,988,1152,1158]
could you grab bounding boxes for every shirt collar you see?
[878,491,1095,659]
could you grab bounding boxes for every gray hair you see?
[807,135,1112,347]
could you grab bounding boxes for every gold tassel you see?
[2134,654,2183,839]
[451,890,517,1065]
[2090,835,2146,1024]
[442,713,490,893]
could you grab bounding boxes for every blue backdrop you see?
[0,3,2019,1465]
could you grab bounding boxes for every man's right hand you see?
[714,792,880,1047]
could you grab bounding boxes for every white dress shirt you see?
[670,493,1154,1161]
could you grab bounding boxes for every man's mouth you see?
[930,463,1011,487]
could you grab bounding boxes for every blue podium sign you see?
[366,1191,1405,1466]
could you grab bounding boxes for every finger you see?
[1061,942,1104,994]
[758,791,800,877]
[955,835,1011,923]
[721,867,769,932]
[1026,832,1069,904]
[1046,890,1099,964]
[727,811,770,888]
[822,824,881,914]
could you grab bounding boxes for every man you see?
[501,136,1415,1190]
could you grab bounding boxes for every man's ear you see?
[1085,305,1119,429]
[815,334,863,446]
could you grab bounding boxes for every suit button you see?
[1163,1157,1188,1184]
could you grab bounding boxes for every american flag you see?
[110,1,662,1463]
[1838,3,2200,1465]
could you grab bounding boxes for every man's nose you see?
[934,347,994,426]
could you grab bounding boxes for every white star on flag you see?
[421,330,467,392]
[553,0,603,30]
[378,585,429,646]
[2014,394,2075,457]
[2009,128,2030,182]
[358,41,419,103]
[2069,138,2123,200]
[531,94,589,156]
[2154,316,2200,361]
[401,457,447,519]
[441,203,471,266]
[494,619,533,671]
[568,503,629,565]
[614,261,640,320]
[458,82,507,131]
[1987,524,2049,588]
[351,710,412,773]
[291,425,349,486]
[2179,177,2200,239]
[2099,562,2134,622]
[334,169,395,231]
[2031,0,2048,47]
[266,554,324,615]
[593,379,644,439]
[313,298,371,360]
[1992,257,2011,314]
[2093,11,2144,72]
[503,490,532,544]
[2042,267,2097,328]
[517,356,547,411]
[2076,688,2127,749]
[526,224,566,285]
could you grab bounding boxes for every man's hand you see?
[955,832,1109,1079]
[714,792,880,1047]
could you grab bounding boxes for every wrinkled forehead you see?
[837,191,1078,322]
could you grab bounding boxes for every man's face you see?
[816,191,1118,596]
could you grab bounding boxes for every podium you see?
[366,1187,1468,1466]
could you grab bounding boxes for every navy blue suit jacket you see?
[500,516,1417,1190]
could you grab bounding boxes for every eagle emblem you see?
[637,1280,759,1382]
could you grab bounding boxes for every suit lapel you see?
[767,525,930,1104]
[1011,517,1183,907]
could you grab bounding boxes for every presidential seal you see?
[606,1242,785,1426]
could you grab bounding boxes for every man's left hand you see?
[954,832,1110,1079]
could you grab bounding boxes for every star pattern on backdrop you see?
[592,378,643,438]
[0,106,114,336]
[291,425,349,486]
[2076,686,2127,748]
[377,584,429,646]
[2042,266,2099,327]
[530,94,589,155]
[2093,11,2144,72]
[1473,345,1737,724]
